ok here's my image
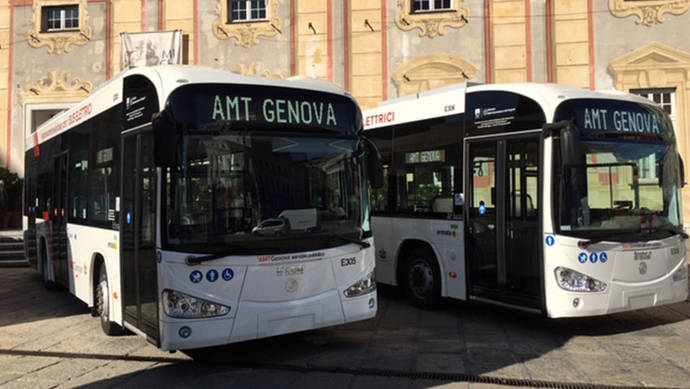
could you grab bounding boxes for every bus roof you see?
[362,82,659,130]
[27,65,351,150]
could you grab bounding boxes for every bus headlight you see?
[554,267,607,293]
[162,289,230,318]
[672,265,688,282]
[344,271,376,298]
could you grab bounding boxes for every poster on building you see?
[121,30,182,69]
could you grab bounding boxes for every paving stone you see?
[521,354,587,383]
[567,353,641,387]
[52,360,156,389]
[0,355,61,375]
[415,352,467,374]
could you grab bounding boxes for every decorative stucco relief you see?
[27,0,92,54]
[233,63,284,79]
[213,0,282,47]
[609,0,690,26]
[20,71,93,105]
[394,0,469,38]
[393,54,476,97]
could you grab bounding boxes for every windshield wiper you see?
[640,225,689,240]
[578,226,689,249]
[186,250,237,266]
[332,234,371,248]
[577,230,643,249]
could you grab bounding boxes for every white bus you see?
[23,66,382,350]
[363,83,688,318]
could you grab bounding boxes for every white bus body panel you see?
[371,216,466,300]
[33,222,123,324]
[158,241,376,351]
[66,224,122,324]
[544,234,688,318]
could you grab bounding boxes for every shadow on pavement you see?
[0,268,90,328]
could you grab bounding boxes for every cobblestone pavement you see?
[1,266,690,389]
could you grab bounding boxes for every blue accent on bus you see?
[206,269,219,282]
[222,268,234,281]
[189,270,202,284]
[599,252,608,263]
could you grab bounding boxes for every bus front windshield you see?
[164,133,368,254]
[555,100,682,240]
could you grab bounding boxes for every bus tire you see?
[401,247,441,309]
[40,242,57,291]
[96,265,124,335]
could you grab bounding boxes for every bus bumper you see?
[546,269,688,318]
[159,289,376,351]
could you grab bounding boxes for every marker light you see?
[672,265,688,282]
[344,271,376,298]
[162,289,230,319]
[554,267,607,293]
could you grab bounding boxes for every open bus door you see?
[51,151,69,287]
[121,129,159,344]
[464,134,543,311]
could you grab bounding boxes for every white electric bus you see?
[23,66,381,350]
[363,82,688,318]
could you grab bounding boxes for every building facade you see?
[2,0,690,213]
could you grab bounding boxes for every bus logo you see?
[285,278,299,293]
[639,262,647,275]
[634,251,652,261]
[277,265,304,276]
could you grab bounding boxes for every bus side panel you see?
[376,216,466,300]
[67,224,120,315]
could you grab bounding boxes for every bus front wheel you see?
[402,247,441,309]
[96,265,124,335]
[40,243,56,290]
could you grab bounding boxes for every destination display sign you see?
[554,98,672,139]
[167,83,360,134]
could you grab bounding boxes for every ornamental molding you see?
[20,71,93,105]
[393,54,476,97]
[213,0,281,47]
[609,0,690,26]
[27,0,92,54]
[394,0,469,38]
[233,63,284,79]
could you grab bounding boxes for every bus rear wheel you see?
[402,247,441,309]
[96,265,124,335]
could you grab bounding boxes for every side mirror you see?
[152,109,179,167]
[680,155,687,187]
[363,137,383,189]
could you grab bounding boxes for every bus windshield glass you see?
[554,98,682,240]
[164,133,366,254]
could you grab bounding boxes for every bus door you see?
[121,129,159,343]
[52,151,69,286]
[465,134,542,311]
